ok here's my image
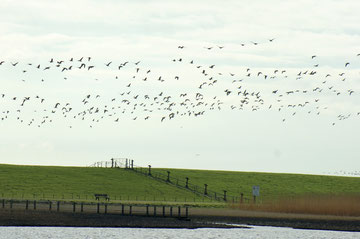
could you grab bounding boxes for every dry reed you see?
[231,194,360,217]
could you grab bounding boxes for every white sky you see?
[0,0,359,176]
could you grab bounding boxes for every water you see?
[0,226,358,239]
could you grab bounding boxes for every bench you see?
[94,194,110,201]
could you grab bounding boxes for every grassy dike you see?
[152,168,360,201]
[0,164,359,206]
[0,164,359,230]
[0,164,210,204]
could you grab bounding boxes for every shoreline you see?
[0,209,359,231]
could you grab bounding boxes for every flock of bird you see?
[0,39,359,128]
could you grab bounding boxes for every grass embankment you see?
[1,164,359,215]
[152,168,360,201]
[0,164,213,205]
[151,168,360,216]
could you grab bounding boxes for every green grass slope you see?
[1,164,359,204]
[0,164,207,203]
[152,168,360,201]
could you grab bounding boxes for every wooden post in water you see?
[186,207,189,218]
[104,204,107,214]
[153,206,156,216]
[57,201,60,212]
[170,207,173,217]
[162,206,165,217]
[33,200,36,210]
[9,200,12,209]
[146,205,149,216]
[97,203,100,213]
[121,205,124,215]
[129,205,132,215]
[49,201,52,211]
[2,199,4,208]
[81,203,84,212]
[73,202,76,213]
[26,200,29,210]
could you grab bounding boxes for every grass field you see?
[1,164,359,208]
[0,164,210,203]
[152,168,360,201]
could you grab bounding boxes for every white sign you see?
[252,185,260,197]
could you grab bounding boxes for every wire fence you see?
[88,158,130,168]
[91,158,251,203]
[0,192,220,204]
[0,198,189,218]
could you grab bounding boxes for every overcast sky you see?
[0,0,359,176]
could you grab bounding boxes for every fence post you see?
[131,160,134,169]
[148,165,151,176]
[26,200,29,210]
[33,200,36,210]
[73,202,76,213]
[186,207,189,218]
[81,203,84,212]
[10,200,12,209]
[163,206,166,217]
[105,204,107,214]
[186,177,189,188]
[49,201,52,211]
[178,206,181,218]
[241,193,243,204]
[121,204,124,215]
[111,158,114,168]
[153,206,156,216]
[223,190,227,201]
[167,171,170,182]
[170,207,173,217]
[146,205,149,216]
[204,184,208,195]
[129,205,132,215]
[57,201,60,211]
[97,203,100,213]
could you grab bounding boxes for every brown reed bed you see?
[230,194,360,217]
